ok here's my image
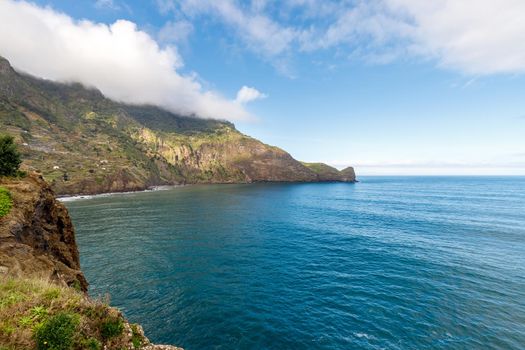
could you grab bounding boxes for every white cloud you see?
[94,0,119,10]
[235,86,267,104]
[155,0,176,15]
[166,0,525,76]
[179,0,299,57]
[299,0,525,74]
[0,0,255,121]
[384,0,525,74]
[158,20,194,44]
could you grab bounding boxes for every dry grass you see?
[0,277,146,350]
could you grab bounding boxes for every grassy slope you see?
[0,277,148,350]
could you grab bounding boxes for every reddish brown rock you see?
[0,173,87,291]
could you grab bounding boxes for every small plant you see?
[100,316,124,340]
[0,290,26,309]
[130,324,143,349]
[18,315,34,328]
[0,187,12,218]
[70,280,82,292]
[34,312,79,350]
[30,306,49,320]
[17,306,50,329]
[80,337,101,350]
[42,288,60,301]
[0,322,15,336]
[0,135,21,177]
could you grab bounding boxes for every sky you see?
[1,0,524,175]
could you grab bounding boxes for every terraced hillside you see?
[0,56,355,195]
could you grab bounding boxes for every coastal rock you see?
[301,162,354,182]
[0,173,87,291]
[340,166,356,182]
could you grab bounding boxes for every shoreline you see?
[58,185,182,202]
[57,179,358,202]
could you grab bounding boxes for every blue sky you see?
[1,0,525,175]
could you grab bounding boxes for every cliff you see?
[0,56,355,196]
[302,163,356,182]
[0,174,87,291]
[0,174,181,349]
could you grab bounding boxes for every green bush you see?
[0,187,12,217]
[0,135,21,177]
[34,312,79,350]
[100,316,124,340]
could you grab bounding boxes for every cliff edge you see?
[0,174,87,291]
[0,174,182,350]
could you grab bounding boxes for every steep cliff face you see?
[0,174,87,291]
[339,167,356,182]
[0,56,356,195]
[302,163,356,182]
[0,174,181,349]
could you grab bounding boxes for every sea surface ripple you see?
[65,177,525,349]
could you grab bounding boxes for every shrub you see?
[34,312,79,350]
[100,316,124,340]
[0,187,13,218]
[0,135,21,177]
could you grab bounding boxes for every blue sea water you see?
[64,177,525,350]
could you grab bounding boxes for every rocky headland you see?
[0,56,355,196]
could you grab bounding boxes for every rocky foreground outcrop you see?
[0,174,182,349]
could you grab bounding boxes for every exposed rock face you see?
[0,174,87,291]
[340,167,356,182]
[0,56,356,196]
[301,162,355,182]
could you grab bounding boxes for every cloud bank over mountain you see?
[0,0,259,121]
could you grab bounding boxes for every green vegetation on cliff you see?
[0,277,147,350]
[0,187,12,217]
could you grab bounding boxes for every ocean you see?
[64,177,525,349]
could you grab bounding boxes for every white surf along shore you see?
[58,185,181,202]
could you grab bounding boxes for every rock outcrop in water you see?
[0,174,182,350]
[0,56,355,196]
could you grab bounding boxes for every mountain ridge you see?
[0,56,355,195]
